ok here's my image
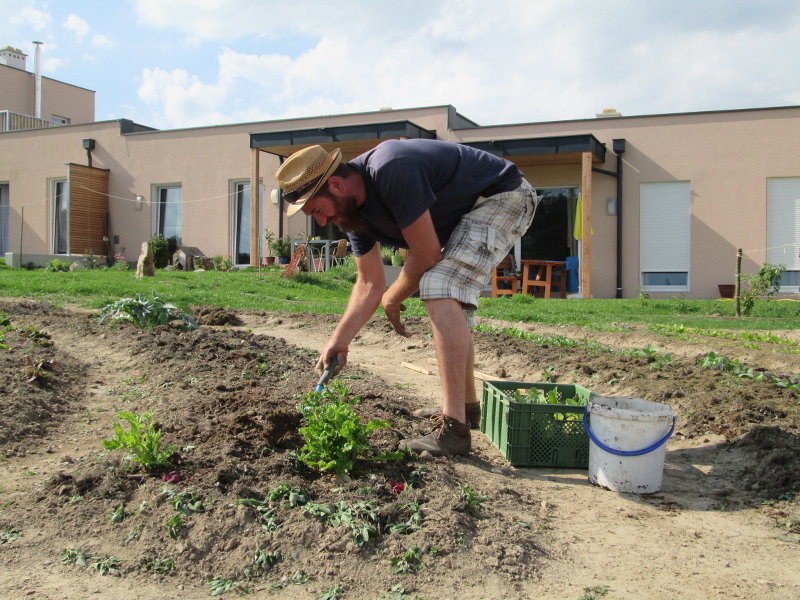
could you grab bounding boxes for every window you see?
[51,178,68,254]
[50,115,70,126]
[767,177,800,291]
[154,185,182,244]
[0,184,8,256]
[640,181,691,291]
[231,181,263,265]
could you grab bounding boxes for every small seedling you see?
[267,483,311,508]
[22,356,53,382]
[170,491,205,515]
[90,555,121,576]
[61,548,94,567]
[245,548,281,576]
[0,526,21,544]
[165,514,185,539]
[458,484,486,509]
[144,558,174,574]
[126,523,143,543]
[207,578,247,596]
[317,585,344,600]
[378,585,410,600]
[391,545,423,574]
[235,498,282,532]
[578,585,610,600]
[108,502,126,523]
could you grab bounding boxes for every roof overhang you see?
[250,120,436,158]
[462,134,606,167]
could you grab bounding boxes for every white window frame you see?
[766,177,800,292]
[49,177,68,255]
[151,183,182,245]
[229,179,263,267]
[0,182,9,257]
[639,181,691,293]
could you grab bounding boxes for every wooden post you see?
[735,248,742,317]
[581,151,592,298]
[250,148,260,267]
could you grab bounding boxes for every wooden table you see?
[520,260,567,299]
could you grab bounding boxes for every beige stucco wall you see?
[0,64,95,124]
[453,107,800,299]
[2,104,798,299]
[0,107,453,264]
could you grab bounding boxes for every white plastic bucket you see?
[583,397,675,494]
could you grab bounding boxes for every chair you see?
[306,243,323,271]
[331,239,349,267]
[491,254,522,297]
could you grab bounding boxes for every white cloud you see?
[91,33,115,49]
[129,0,800,128]
[10,6,51,31]
[42,56,65,73]
[64,14,90,39]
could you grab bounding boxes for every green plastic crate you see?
[480,381,598,468]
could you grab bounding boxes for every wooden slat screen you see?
[68,164,109,256]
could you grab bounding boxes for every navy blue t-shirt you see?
[347,139,522,256]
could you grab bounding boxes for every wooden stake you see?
[401,362,435,375]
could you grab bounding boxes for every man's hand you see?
[382,296,411,338]
[315,345,347,377]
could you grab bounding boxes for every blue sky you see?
[2,0,800,130]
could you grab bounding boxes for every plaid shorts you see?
[420,179,537,327]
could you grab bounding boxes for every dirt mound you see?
[736,426,800,497]
[191,305,243,326]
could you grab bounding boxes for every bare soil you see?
[0,299,799,600]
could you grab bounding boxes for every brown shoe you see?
[411,402,481,429]
[402,415,471,457]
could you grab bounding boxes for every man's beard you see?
[332,194,369,233]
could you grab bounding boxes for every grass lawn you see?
[0,263,798,331]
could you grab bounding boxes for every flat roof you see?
[250,120,437,157]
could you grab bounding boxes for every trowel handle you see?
[315,354,340,392]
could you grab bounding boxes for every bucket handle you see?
[582,410,676,457]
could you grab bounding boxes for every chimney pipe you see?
[33,41,43,119]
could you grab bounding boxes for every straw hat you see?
[276,145,342,216]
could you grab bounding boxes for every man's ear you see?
[326,175,345,195]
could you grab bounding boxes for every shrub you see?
[46,259,71,272]
[271,236,292,259]
[149,234,178,269]
[213,255,233,271]
[99,293,198,330]
[741,263,787,316]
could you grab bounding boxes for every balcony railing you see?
[0,110,60,132]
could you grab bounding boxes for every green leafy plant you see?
[741,262,787,315]
[61,548,94,567]
[144,558,174,574]
[149,233,177,269]
[267,483,311,508]
[170,491,205,515]
[245,548,281,577]
[90,555,121,576]
[391,545,423,574]
[235,498,282,532]
[386,501,424,535]
[317,585,345,600]
[207,578,248,596]
[297,380,404,477]
[99,293,198,330]
[165,514,185,539]
[46,258,71,272]
[213,254,234,271]
[82,250,99,270]
[270,235,292,259]
[458,484,486,509]
[0,526,20,544]
[22,356,53,382]
[101,411,175,470]
[108,502,126,523]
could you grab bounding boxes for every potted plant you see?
[391,251,403,266]
[380,246,394,266]
[272,236,292,264]
[263,228,276,266]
